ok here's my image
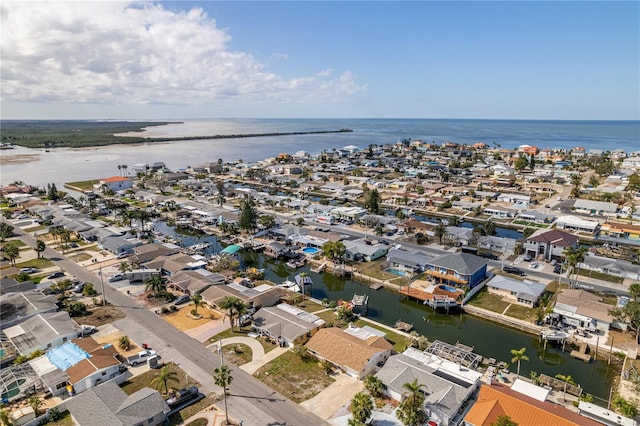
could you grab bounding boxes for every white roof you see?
[510,378,550,402]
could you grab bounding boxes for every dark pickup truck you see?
[166,386,199,408]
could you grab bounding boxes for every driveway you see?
[206,336,289,375]
[301,373,363,420]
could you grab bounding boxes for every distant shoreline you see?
[135,128,354,144]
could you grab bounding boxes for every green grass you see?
[504,303,536,321]
[354,318,412,352]
[167,395,219,426]
[512,220,549,228]
[16,258,54,269]
[65,180,100,191]
[184,419,209,426]
[209,327,277,353]
[254,350,335,403]
[297,300,325,313]
[466,288,511,313]
[120,362,195,396]
[23,225,47,232]
[2,239,27,248]
[222,343,253,365]
[45,410,74,426]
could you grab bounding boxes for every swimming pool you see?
[302,247,320,254]
[438,284,458,292]
[386,268,407,277]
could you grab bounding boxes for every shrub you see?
[13,355,27,365]
[66,301,88,317]
[161,307,170,314]
[83,283,97,296]
[119,335,130,350]
[170,305,178,311]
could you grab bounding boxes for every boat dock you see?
[311,263,326,273]
[352,294,369,307]
[394,320,413,332]
[370,283,383,290]
[570,342,592,363]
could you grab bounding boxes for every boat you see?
[286,258,306,268]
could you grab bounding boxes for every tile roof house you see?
[66,380,170,426]
[95,176,133,193]
[252,303,325,347]
[376,348,482,426]
[424,253,488,289]
[525,228,579,262]
[305,327,393,379]
[464,383,601,426]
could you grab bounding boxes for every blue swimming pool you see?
[302,247,320,254]
[438,284,458,292]
[386,268,407,277]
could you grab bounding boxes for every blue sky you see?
[1,1,638,119]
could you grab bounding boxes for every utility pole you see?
[99,265,106,306]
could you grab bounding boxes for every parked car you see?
[19,267,37,274]
[127,350,157,366]
[109,273,124,283]
[47,271,65,279]
[174,295,190,305]
[116,252,130,259]
[503,266,526,276]
[69,242,79,248]
[80,324,97,336]
[479,252,498,260]
[165,386,199,408]
[523,254,533,262]
[554,264,562,274]
[73,282,85,293]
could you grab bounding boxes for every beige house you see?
[305,327,393,379]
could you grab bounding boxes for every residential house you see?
[579,253,640,281]
[169,269,226,295]
[305,327,392,379]
[376,346,482,426]
[95,176,133,193]
[553,289,615,332]
[424,253,488,289]
[476,236,517,255]
[0,292,58,329]
[517,210,555,224]
[142,253,205,278]
[525,228,579,262]
[132,243,180,264]
[99,235,143,255]
[483,206,518,219]
[600,221,640,242]
[444,226,475,246]
[343,238,389,262]
[66,381,170,426]
[201,283,284,312]
[3,311,82,356]
[464,383,602,426]
[573,199,619,217]
[485,275,546,307]
[556,215,600,234]
[385,247,433,276]
[251,303,325,347]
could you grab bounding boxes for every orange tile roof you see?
[464,384,602,426]
[67,337,120,385]
[100,176,130,183]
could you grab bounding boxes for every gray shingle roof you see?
[428,253,487,275]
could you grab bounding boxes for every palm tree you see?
[484,218,496,236]
[364,374,382,398]
[144,275,166,297]
[0,406,13,426]
[118,261,131,274]
[396,379,426,426]
[28,395,43,417]
[350,391,373,425]
[555,374,576,402]
[628,283,640,302]
[434,222,447,245]
[218,296,246,332]
[510,347,529,378]
[191,293,203,316]
[563,246,588,285]
[152,364,179,394]
[3,242,19,267]
[119,335,131,350]
[213,365,233,425]
[448,215,461,227]
[35,239,46,259]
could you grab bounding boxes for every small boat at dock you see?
[394,320,413,332]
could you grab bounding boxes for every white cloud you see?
[0,1,365,106]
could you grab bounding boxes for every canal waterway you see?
[157,222,616,403]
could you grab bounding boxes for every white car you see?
[19,267,37,274]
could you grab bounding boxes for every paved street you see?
[11,226,327,426]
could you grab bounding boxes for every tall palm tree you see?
[350,391,373,425]
[396,379,426,426]
[364,375,383,398]
[510,347,529,378]
[4,242,19,267]
[28,396,43,417]
[484,218,496,236]
[218,296,246,332]
[555,374,576,402]
[191,293,203,316]
[152,365,179,394]
[628,283,640,302]
[118,261,131,274]
[213,365,233,425]
[35,239,46,259]
[563,246,588,285]
[144,275,165,297]
[434,222,447,245]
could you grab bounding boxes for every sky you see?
[1,1,638,120]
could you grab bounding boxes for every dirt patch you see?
[94,331,142,358]
[0,153,40,165]
[77,305,127,327]
[161,305,222,331]
[606,329,639,351]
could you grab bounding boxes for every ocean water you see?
[1,118,638,188]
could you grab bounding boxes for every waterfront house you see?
[376,347,482,426]
[579,253,640,282]
[385,247,433,276]
[305,327,392,379]
[95,176,133,193]
[485,275,546,307]
[168,269,226,295]
[555,215,600,234]
[251,303,325,347]
[66,380,170,426]
[142,253,202,277]
[525,228,579,262]
[343,238,389,262]
[483,206,518,219]
[600,221,640,241]
[444,226,475,246]
[517,210,555,224]
[476,236,517,255]
[201,282,284,312]
[464,383,602,426]
[132,243,180,264]
[264,242,290,259]
[423,253,488,289]
[553,289,614,332]
[99,235,143,256]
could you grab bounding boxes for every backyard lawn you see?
[504,303,536,322]
[466,288,511,314]
[354,318,412,352]
[254,350,335,403]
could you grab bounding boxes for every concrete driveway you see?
[206,336,289,374]
[301,373,363,420]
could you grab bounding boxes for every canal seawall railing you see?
[462,304,543,335]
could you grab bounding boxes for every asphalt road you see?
[12,226,326,426]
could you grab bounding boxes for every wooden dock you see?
[570,342,592,363]
[394,320,413,332]
[311,263,326,273]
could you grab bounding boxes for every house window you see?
[62,337,68,342]
[148,418,154,424]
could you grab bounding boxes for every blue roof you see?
[220,244,242,255]
[47,342,90,371]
